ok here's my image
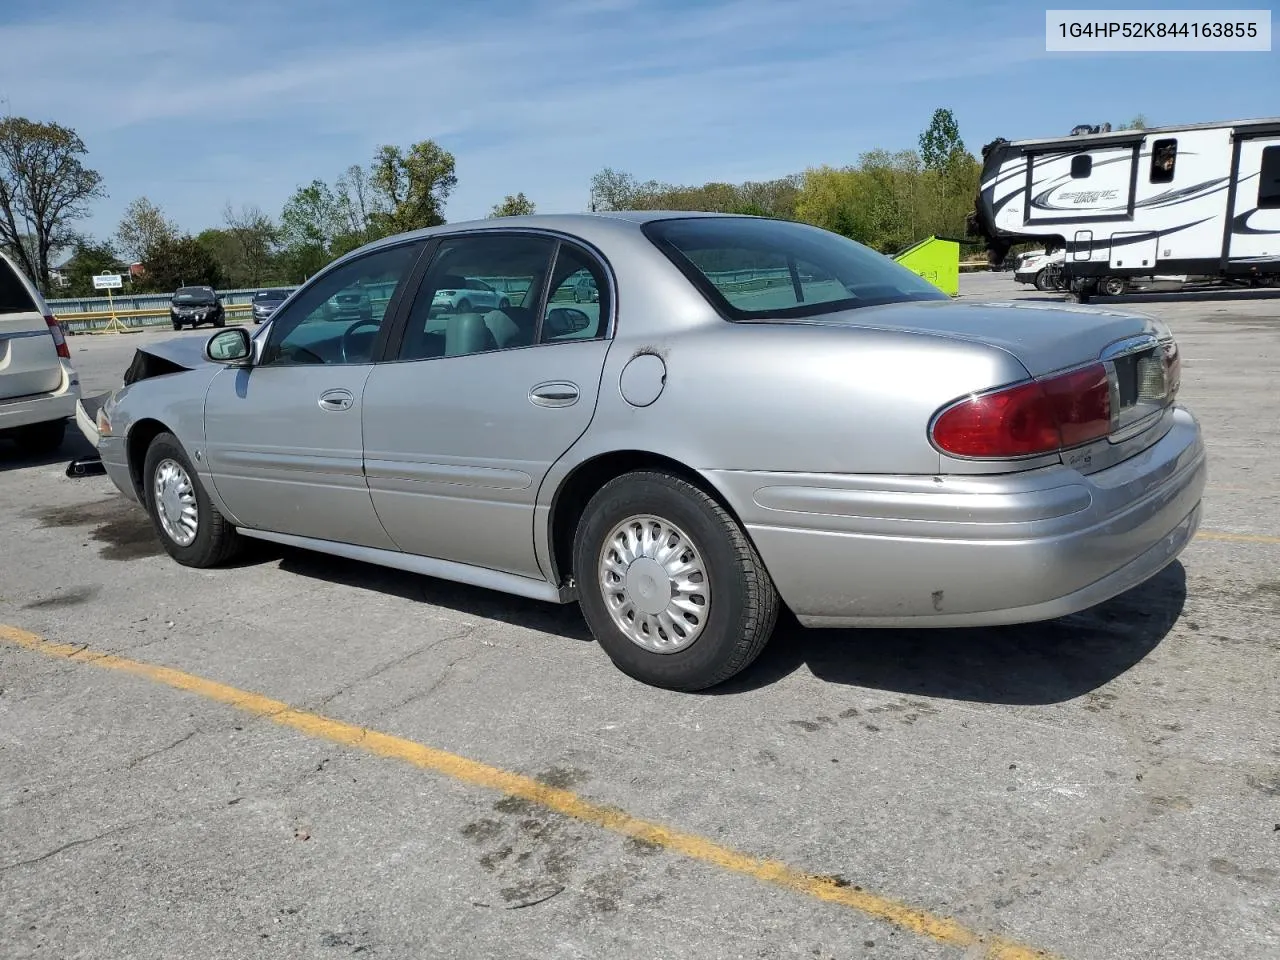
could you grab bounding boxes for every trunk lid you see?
[766,297,1164,378]
[758,298,1180,470]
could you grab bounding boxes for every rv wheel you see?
[1102,278,1127,296]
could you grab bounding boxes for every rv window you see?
[1260,146,1280,209]
[1070,155,1092,179]
[1150,139,1177,183]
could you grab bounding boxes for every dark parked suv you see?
[170,286,225,330]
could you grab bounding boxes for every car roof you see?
[335,210,753,264]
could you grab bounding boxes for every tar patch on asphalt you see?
[27,496,161,561]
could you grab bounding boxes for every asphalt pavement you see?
[1,273,1277,960]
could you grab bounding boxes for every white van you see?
[0,252,80,454]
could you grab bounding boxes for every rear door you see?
[0,256,61,401]
[362,231,612,579]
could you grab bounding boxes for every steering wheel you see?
[339,318,380,363]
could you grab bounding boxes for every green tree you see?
[919,108,965,174]
[0,116,106,293]
[142,235,223,292]
[368,140,457,234]
[489,192,536,218]
[61,238,122,297]
[1118,114,1149,130]
[221,203,280,286]
[115,196,178,264]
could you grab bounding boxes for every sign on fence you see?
[92,274,124,290]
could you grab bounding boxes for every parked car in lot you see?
[87,212,1205,691]
[170,286,225,330]
[0,251,79,454]
[572,273,599,302]
[252,288,292,324]
[431,277,510,313]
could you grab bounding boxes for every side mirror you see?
[206,327,252,365]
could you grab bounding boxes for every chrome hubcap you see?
[153,458,198,546]
[598,515,711,653]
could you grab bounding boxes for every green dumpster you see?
[892,235,960,297]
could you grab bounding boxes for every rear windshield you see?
[0,259,38,315]
[643,217,947,321]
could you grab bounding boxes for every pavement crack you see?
[307,626,478,713]
[124,729,198,769]
[0,823,133,874]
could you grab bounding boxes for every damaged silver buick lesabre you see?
[80,212,1206,690]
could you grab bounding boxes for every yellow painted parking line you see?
[0,624,1056,960]
[1195,530,1280,544]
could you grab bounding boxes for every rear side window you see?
[0,260,38,315]
[1260,146,1280,209]
[644,217,947,321]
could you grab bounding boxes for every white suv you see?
[0,252,80,454]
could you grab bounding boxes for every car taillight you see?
[43,314,71,360]
[931,362,1112,459]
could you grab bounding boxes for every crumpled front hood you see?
[137,335,214,369]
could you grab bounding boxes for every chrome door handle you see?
[529,382,580,408]
[318,388,354,411]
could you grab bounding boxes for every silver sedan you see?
[87,212,1206,690]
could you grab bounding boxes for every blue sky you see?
[1,0,1275,245]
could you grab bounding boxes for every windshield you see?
[643,217,947,321]
[174,287,214,303]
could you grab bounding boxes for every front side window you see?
[398,234,556,361]
[644,217,946,321]
[261,242,420,366]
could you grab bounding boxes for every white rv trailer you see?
[970,117,1280,301]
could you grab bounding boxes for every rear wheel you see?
[143,431,242,567]
[14,419,66,455]
[1102,277,1127,296]
[573,471,779,691]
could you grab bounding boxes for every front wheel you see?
[1034,268,1051,291]
[457,298,472,313]
[143,431,242,567]
[573,471,779,691]
[172,321,182,331]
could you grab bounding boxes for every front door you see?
[203,241,424,548]
[362,232,612,579]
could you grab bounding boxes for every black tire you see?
[14,419,66,455]
[1034,268,1051,291]
[573,471,779,691]
[457,298,472,313]
[1102,277,1126,296]
[142,431,242,568]
[498,298,510,310]
[172,321,182,331]
[214,316,225,328]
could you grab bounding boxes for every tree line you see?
[0,108,1151,299]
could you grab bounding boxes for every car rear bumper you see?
[707,406,1206,628]
[0,363,80,433]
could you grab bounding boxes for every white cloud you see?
[0,0,1048,233]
